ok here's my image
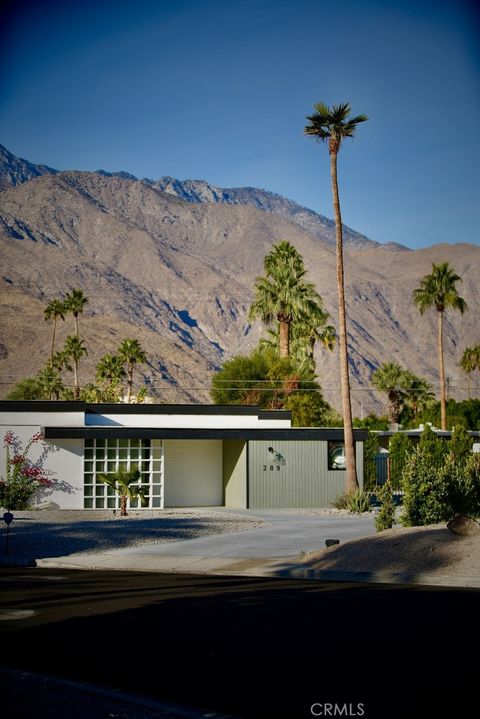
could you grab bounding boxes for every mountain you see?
[0,144,406,251]
[0,144,57,190]
[0,148,478,414]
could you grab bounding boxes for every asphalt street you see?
[1,568,478,719]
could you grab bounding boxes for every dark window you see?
[328,441,346,471]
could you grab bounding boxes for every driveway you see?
[37,510,376,575]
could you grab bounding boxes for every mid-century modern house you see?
[0,402,367,510]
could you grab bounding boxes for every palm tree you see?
[413,262,468,430]
[290,308,336,375]
[249,241,325,359]
[460,345,480,399]
[65,289,88,337]
[44,299,67,361]
[36,362,65,400]
[96,354,126,386]
[304,102,368,492]
[97,465,146,516]
[371,362,409,425]
[118,339,147,403]
[402,373,435,421]
[63,335,88,399]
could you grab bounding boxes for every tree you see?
[44,299,67,361]
[97,465,146,516]
[63,335,88,399]
[65,288,88,337]
[371,362,409,425]
[413,262,468,430]
[249,241,325,360]
[96,354,126,386]
[118,339,147,403]
[305,102,368,492]
[401,373,435,423]
[6,377,43,400]
[36,362,65,400]
[460,345,480,399]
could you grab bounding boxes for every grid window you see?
[83,439,163,510]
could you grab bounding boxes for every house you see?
[0,401,367,510]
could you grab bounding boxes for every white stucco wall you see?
[85,413,291,429]
[0,422,84,510]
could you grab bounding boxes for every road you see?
[1,568,478,718]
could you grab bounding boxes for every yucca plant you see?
[97,464,146,516]
[332,488,372,514]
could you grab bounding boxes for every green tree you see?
[97,465,146,516]
[304,102,368,492]
[401,373,435,424]
[413,262,468,430]
[118,339,147,403]
[44,298,67,361]
[96,354,126,386]
[249,241,326,360]
[460,345,480,400]
[63,335,88,400]
[6,377,43,400]
[36,362,65,400]
[65,288,88,337]
[371,362,409,425]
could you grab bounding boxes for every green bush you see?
[375,480,396,532]
[442,453,480,519]
[401,440,450,527]
[363,431,379,492]
[388,432,413,489]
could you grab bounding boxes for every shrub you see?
[363,431,379,492]
[375,480,396,532]
[442,453,480,519]
[388,432,413,489]
[401,441,450,526]
[0,431,53,510]
[332,488,372,514]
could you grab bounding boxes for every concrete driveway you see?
[38,510,377,575]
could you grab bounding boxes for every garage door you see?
[164,439,223,507]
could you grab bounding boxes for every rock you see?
[447,514,480,536]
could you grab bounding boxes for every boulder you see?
[447,514,480,536]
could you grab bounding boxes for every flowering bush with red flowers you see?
[1,431,53,510]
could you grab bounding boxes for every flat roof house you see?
[0,402,367,510]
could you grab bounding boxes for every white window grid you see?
[83,438,164,509]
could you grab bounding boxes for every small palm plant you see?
[97,465,146,516]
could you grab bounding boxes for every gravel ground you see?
[302,522,480,578]
[0,509,268,561]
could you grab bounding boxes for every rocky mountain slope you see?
[0,147,478,414]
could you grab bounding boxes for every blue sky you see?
[1,0,479,249]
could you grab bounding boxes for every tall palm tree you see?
[118,339,147,403]
[413,262,468,430]
[371,362,409,425]
[460,345,480,399]
[44,299,67,361]
[96,354,126,386]
[305,102,368,492]
[63,335,88,399]
[65,288,88,337]
[249,241,325,360]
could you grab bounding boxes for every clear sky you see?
[1,0,479,249]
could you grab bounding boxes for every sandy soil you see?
[302,522,480,579]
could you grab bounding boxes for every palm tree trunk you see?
[438,309,447,430]
[50,318,57,362]
[278,320,290,359]
[73,359,79,400]
[120,494,128,516]
[74,314,79,338]
[330,150,358,492]
[127,366,133,403]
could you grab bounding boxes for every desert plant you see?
[388,433,414,489]
[441,453,480,519]
[97,464,146,516]
[332,488,372,513]
[401,430,450,526]
[375,480,396,532]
